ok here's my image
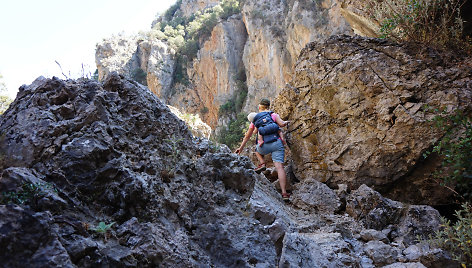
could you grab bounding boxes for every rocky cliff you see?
[273,35,472,206]
[0,73,457,267]
[95,0,366,129]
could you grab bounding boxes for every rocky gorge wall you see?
[273,35,472,206]
[0,73,458,267]
[95,0,374,129]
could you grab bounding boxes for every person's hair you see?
[259,104,270,110]
[247,112,257,122]
[259,98,270,110]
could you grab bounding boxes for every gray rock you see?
[291,178,341,213]
[364,240,401,266]
[279,232,360,267]
[346,184,404,230]
[0,205,74,267]
[0,73,277,266]
[347,185,443,247]
[360,229,389,243]
[396,205,442,246]
[382,263,427,268]
[403,245,422,262]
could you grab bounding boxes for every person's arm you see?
[234,127,255,154]
[278,130,287,145]
[274,114,288,127]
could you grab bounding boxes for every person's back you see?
[253,111,280,144]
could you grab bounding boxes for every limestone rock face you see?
[346,185,442,246]
[178,0,220,17]
[171,15,248,128]
[95,36,175,98]
[339,0,380,37]
[95,0,365,129]
[241,0,353,111]
[168,105,211,138]
[273,35,472,205]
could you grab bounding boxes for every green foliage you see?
[217,113,249,150]
[423,107,472,200]
[131,68,148,86]
[209,139,222,153]
[0,96,12,115]
[366,0,471,52]
[164,135,184,167]
[200,106,209,114]
[151,0,241,87]
[173,55,190,86]
[0,74,12,115]
[92,69,99,81]
[90,221,115,233]
[421,203,472,266]
[0,182,56,205]
[219,68,248,116]
[164,0,182,22]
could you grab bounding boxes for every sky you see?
[0,0,177,98]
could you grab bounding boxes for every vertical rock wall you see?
[273,35,472,205]
[241,0,353,111]
[95,0,364,128]
[171,15,248,128]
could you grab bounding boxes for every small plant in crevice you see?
[209,139,222,153]
[162,135,184,179]
[0,182,57,206]
[90,221,115,241]
[419,202,472,266]
[423,107,472,201]
[90,221,115,233]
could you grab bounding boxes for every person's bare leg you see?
[255,151,265,166]
[274,162,287,194]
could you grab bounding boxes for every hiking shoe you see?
[282,193,290,201]
[254,163,266,173]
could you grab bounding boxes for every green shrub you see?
[131,68,147,86]
[200,106,209,114]
[424,108,472,200]
[217,113,249,150]
[92,69,99,81]
[164,0,182,22]
[0,74,12,115]
[422,203,472,266]
[173,55,190,86]
[0,182,56,205]
[366,0,471,52]
[154,0,242,88]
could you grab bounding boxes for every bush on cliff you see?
[424,108,472,201]
[366,0,471,52]
[0,74,12,115]
[152,0,241,86]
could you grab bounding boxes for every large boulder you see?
[0,73,277,266]
[346,184,441,246]
[273,34,472,205]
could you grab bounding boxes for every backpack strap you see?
[253,111,274,129]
